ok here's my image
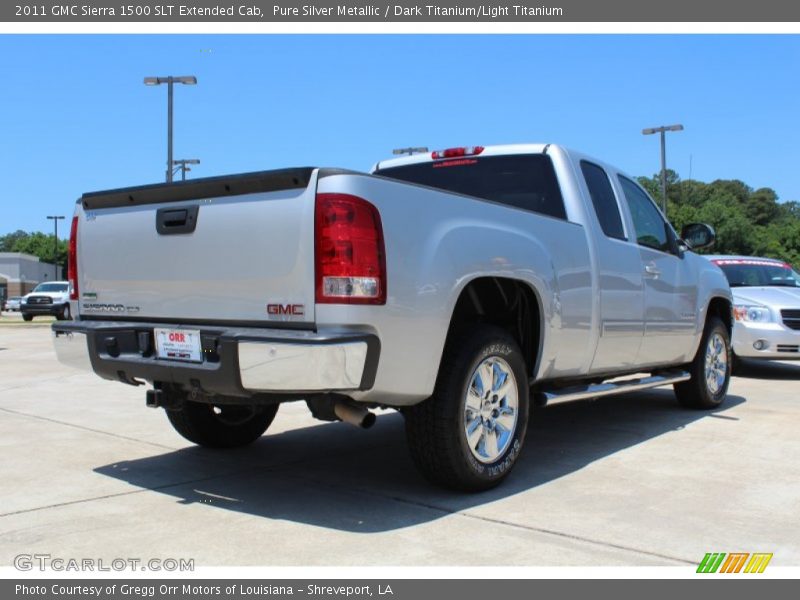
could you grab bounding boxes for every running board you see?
[534,370,690,406]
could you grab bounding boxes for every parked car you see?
[708,255,800,362]
[21,281,72,321]
[5,296,22,312]
[52,143,732,490]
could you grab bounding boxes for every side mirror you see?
[681,223,716,250]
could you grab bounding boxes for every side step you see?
[534,370,690,406]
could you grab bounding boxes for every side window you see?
[618,176,670,252]
[580,161,626,240]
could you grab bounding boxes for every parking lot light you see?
[642,124,684,214]
[143,76,198,182]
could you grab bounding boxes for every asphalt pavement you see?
[1,317,798,566]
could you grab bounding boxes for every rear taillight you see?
[431,146,484,159]
[68,216,78,301]
[315,193,386,305]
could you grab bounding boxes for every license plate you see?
[154,328,202,363]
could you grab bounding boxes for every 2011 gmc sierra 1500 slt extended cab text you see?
[52,143,733,490]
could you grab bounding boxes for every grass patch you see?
[0,315,56,326]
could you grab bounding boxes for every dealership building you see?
[0,252,64,301]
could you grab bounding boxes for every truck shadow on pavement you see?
[734,358,800,380]
[95,390,745,533]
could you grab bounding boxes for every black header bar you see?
[4,1,800,23]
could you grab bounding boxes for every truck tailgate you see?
[77,168,317,325]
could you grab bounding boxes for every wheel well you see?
[445,277,541,375]
[707,296,733,334]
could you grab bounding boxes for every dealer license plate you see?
[154,328,203,363]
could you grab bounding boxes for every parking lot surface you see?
[1,319,798,566]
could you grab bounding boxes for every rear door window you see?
[580,161,626,240]
[375,154,567,220]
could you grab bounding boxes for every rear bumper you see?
[52,320,380,397]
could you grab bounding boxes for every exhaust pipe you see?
[334,401,376,429]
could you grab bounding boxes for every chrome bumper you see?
[53,330,92,371]
[52,321,379,395]
[238,340,368,391]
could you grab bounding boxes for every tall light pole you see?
[46,215,64,280]
[642,124,683,214]
[144,76,197,182]
[172,158,200,181]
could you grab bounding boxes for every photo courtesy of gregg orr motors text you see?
[15,585,390,597]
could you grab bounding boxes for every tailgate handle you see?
[156,205,199,235]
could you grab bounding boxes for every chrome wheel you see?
[704,332,728,395]
[464,356,519,464]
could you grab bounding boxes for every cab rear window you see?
[375,155,567,220]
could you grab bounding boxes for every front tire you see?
[674,316,731,409]
[166,399,279,448]
[58,304,71,321]
[22,313,33,322]
[404,325,530,491]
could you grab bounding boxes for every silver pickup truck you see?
[53,143,733,490]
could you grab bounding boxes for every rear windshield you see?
[375,154,567,220]
[713,260,800,288]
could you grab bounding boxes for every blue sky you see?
[1,34,799,236]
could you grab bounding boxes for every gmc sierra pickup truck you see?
[53,143,733,490]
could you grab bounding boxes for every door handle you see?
[644,263,661,277]
[156,205,199,235]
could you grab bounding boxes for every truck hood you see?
[732,286,800,309]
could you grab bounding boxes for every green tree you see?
[0,230,30,252]
[633,174,799,267]
[746,188,781,226]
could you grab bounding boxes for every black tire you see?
[58,304,71,321]
[404,325,530,491]
[166,399,279,448]
[22,313,33,322]
[674,316,731,409]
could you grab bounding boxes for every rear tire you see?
[166,399,279,448]
[404,325,529,491]
[674,316,731,409]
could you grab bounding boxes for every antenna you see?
[392,147,428,156]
